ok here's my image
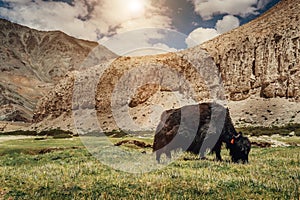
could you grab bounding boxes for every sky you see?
[0,0,280,55]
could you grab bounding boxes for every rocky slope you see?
[202,0,300,101]
[32,0,300,133]
[0,19,116,122]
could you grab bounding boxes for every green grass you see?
[0,136,299,199]
[0,137,83,156]
[275,136,300,145]
[237,123,300,137]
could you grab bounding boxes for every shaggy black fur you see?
[228,133,251,163]
[153,102,250,163]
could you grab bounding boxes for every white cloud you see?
[185,0,273,48]
[185,28,219,48]
[189,0,259,20]
[0,0,97,40]
[0,0,172,41]
[186,14,240,47]
[124,43,177,56]
[116,15,172,35]
[100,28,177,56]
[215,15,240,34]
[257,0,273,9]
[151,43,177,52]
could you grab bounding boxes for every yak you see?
[153,102,251,163]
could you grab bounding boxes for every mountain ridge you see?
[0,18,116,122]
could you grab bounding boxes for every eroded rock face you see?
[33,52,216,132]
[201,0,300,101]
[32,73,76,123]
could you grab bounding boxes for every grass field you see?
[0,136,299,199]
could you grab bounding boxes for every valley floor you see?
[0,136,299,199]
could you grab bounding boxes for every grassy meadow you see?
[0,135,299,200]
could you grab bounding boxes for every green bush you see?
[39,129,73,137]
[0,130,37,136]
[52,133,73,139]
[104,129,128,138]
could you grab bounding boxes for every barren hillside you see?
[0,19,116,122]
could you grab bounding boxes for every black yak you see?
[228,132,251,163]
[153,102,251,163]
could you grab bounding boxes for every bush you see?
[39,128,73,136]
[52,133,73,139]
[105,129,128,138]
[0,130,37,136]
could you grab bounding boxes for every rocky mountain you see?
[0,19,116,122]
[30,0,300,133]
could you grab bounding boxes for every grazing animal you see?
[228,132,251,163]
[153,102,251,163]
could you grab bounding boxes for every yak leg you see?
[213,142,222,161]
[156,147,171,163]
[166,150,171,159]
[156,149,162,163]
[199,151,206,160]
[244,155,249,164]
[215,148,222,161]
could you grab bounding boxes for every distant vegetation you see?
[2,123,300,138]
[237,123,300,136]
[0,128,73,138]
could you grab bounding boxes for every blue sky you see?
[0,0,280,54]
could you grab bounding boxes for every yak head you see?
[228,132,251,163]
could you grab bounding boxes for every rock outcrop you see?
[202,0,300,101]
[33,50,216,132]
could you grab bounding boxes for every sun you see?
[128,0,145,15]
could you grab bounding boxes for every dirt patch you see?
[248,135,300,148]
[37,146,81,154]
[228,98,300,128]
[251,141,272,148]
[114,140,152,148]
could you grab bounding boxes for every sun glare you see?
[128,0,145,15]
